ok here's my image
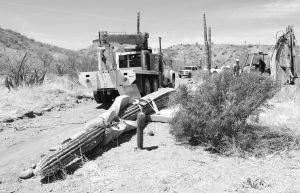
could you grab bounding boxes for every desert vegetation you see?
[169,71,300,156]
[0,75,92,119]
[0,27,98,89]
[0,28,99,119]
[163,43,300,73]
[1,27,300,192]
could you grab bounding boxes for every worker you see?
[233,59,240,76]
[258,58,266,74]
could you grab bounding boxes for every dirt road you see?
[0,100,108,181]
[1,75,300,193]
[0,75,190,178]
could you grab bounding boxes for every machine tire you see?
[179,75,181,78]
[105,91,116,103]
[144,78,151,96]
[151,77,158,92]
[94,90,115,103]
[93,90,102,103]
[99,91,108,103]
[188,73,192,78]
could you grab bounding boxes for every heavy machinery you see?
[78,13,175,103]
[242,51,268,73]
[242,26,297,86]
[269,26,297,86]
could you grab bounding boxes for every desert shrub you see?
[50,51,97,78]
[0,51,46,88]
[169,71,279,154]
[192,70,210,83]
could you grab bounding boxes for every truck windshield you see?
[184,67,192,70]
[119,55,127,68]
[129,54,141,67]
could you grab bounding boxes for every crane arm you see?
[269,26,297,85]
[98,31,149,49]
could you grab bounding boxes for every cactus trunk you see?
[137,112,145,149]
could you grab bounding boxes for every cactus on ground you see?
[34,118,109,177]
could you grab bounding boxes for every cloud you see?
[216,0,300,18]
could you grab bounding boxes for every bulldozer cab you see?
[242,51,268,73]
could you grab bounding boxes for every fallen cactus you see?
[34,88,175,178]
[34,118,108,177]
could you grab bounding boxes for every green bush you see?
[169,71,279,154]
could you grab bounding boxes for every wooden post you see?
[137,112,145,149]
[203,12,210,72]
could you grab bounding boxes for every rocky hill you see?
[163,43,300,72]
[0,27,69,55]
[1,27,299,75]
[0,27,97,81]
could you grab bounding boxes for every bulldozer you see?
[78,13,175,103]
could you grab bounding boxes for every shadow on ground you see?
[41,129,136,184]
[96,103,112,110]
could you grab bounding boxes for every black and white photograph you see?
[0,0,299,192]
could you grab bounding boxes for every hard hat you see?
[236,59,239,62]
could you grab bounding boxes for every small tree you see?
[36,48,54,68]
[163,48,178,67]
[52,57,69,76]
[78,53,98,72]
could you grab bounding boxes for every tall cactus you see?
[203,12,210,72]
[208,27,212,68]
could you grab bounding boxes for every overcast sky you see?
[0,0,299,50]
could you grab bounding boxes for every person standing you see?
[233,59,240,76]
[258,58,266,74]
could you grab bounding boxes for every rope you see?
[132,99,143,113]
[135,98,160,114]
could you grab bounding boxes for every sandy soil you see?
[0,100,108,191]
[0,77,300,193]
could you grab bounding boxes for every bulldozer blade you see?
[117,84,141,99]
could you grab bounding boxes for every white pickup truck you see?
[178,66,199,78]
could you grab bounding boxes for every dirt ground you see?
[1,77,300,193]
